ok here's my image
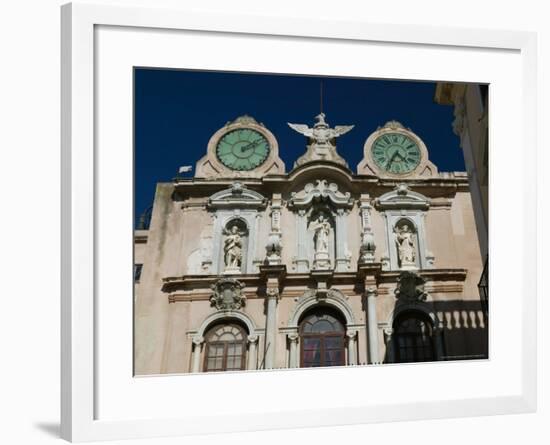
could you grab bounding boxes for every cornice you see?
[162,267,468,296]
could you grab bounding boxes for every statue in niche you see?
[394,224,416,269]
[223,225,243,271]
[312,213,331,254]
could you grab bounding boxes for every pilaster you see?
[335,208,350,271]
[260,265,286,369]
[191,335,204,373]
[247,335,259,370]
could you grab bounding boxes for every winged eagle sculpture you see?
[288,113,354,168]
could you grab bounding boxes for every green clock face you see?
[216,129,270,171]
[371,133,421,174]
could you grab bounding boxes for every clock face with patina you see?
[216,129,270,171]
[371,133,422,174]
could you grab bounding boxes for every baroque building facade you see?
[134,112,487,375]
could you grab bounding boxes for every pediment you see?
[207,182,267,209]
[375,184,430,210]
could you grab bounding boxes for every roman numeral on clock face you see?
[371,132,422,174]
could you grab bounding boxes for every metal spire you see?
[320,79,324,114]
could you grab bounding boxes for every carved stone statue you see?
[311,213,332,269]
[288,113,354,168]
[223,225,243,272]
[312,214,330,254]
[394,224,416,269]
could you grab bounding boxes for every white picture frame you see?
[61,2,537,442]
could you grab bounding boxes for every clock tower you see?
[195,115,285,178]
[358,120,438,178]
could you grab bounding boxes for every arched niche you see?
[288,179,354,272]
[219,217,249,274]
[375,184,433,270]
[393,217,420,270]
[208,183,267,274]
[307,206,336,270]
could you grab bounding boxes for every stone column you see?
[366,286,380,364]
[433,327,445,361]
[383,328,394,363]
[346,330,358,365]
[295,209,309,272]
[247,335,259,370]
[335,209,349,272]
[288,333,299,368]
[264,286,279,369]
[191,336,204,373]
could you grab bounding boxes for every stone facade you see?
[134,113,487,375]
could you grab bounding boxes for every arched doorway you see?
[299,307,346,368]
[393,311,435,363]
[203,322,247,372]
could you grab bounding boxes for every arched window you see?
[393,312,434,363]
[299,308,346,368]
[204,323,247,372]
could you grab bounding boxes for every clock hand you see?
[241,140,261,152]
[385,152,397,170]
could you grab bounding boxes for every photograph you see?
[133,68,489,375]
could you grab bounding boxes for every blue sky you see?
[134,68,464,222]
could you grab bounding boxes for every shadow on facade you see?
[383,299,488,364]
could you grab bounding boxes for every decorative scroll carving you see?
[247,334,259,345]
[266,286,280,301]
[289,179,354,209]
[210,278,246,310]
[192,335,204,346]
